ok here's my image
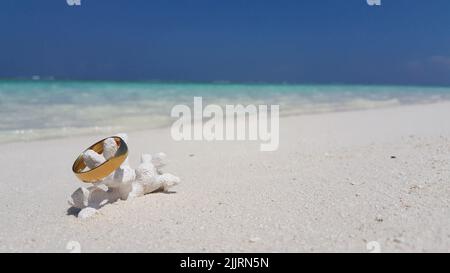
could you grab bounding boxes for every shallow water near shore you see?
[1,80,450,143]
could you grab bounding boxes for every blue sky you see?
[0,0,449,85]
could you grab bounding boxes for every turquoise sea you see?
[1,80,450,143]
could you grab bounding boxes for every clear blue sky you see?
[1,0,449,85]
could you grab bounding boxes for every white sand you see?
[1,102,450,252]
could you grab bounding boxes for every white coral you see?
[102,137,118,160]
[156,173,181,192]
[68,184,120,209]
[151,152,167,169]
[78,207,99,219]
[69,134,180,218]
[136,154,157,181]
[82,149,105,169]
[126,181,145,199]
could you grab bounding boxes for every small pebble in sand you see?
[410,185,423,190]
[390,155,397,159]
[393,237,404,243]
[249,237,261,243]
[375,215,384,222]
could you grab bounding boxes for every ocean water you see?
[1,80,450,143]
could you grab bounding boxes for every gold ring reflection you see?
[72,136,128,183]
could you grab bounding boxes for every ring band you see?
[72,136,128,183]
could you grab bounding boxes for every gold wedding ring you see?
[72,136,128,183]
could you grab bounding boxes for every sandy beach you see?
[1,102,450,253]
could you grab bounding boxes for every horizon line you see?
[1,78,450,89]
